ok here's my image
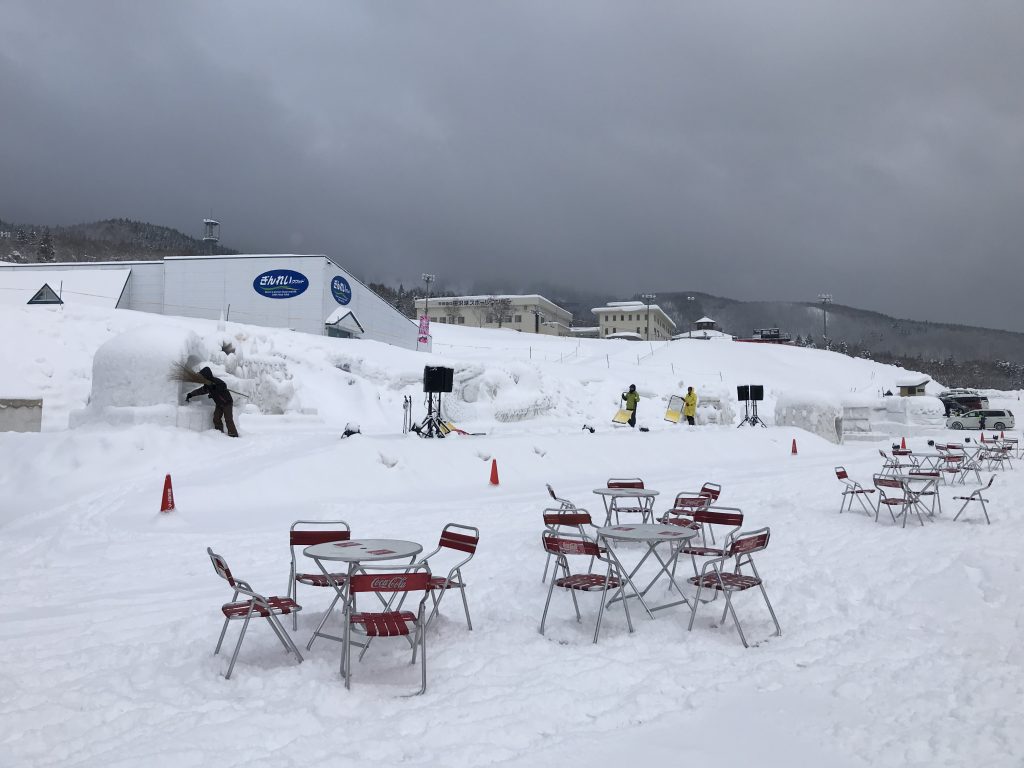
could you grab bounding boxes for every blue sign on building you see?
[253,269,309,299]
[331,275,352,305]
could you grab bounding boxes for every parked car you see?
[938,390,989,416]
[946,409,1014,430]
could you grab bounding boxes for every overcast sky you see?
[1,1,1022,329]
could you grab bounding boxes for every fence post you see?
[529,346,532,360]
[671,363,675,375]
[606,354,610,369]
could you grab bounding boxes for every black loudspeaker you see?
[737,385,750,401]
[750,385,764,401]
[423,366,454,393]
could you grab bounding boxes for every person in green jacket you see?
[683,386,698,426]
[622,384,640,428]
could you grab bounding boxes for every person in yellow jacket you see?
[621,384,640,428]
[683,386,698,426]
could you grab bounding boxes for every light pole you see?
[686,295,695,338]
[641,293,656,340]
[422,273,435,319]
[817,293,832,346]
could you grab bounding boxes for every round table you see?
[303,539,423,651]
[596,523,698,617]
[592,488,660,526]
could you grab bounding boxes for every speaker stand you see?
[737,400,768,428]
[413,392,449,438]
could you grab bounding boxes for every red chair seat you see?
[556,573,621,591]
[848,488,875,494]
[427,576,465,590]
[350,611,417,637]
[688,572,761,591]
[681,545,725,557]
[295,572,347,587]
[665,518,701,530]
[222,596,299,618]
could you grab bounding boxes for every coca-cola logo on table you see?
[370,576,407,590]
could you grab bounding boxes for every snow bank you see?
[774,391,843,443]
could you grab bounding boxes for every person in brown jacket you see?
[186,366,238,437]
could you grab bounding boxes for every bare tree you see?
[484,296,513,328]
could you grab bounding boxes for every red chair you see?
[539,532,632,643]
[418,523,479,630]
[208,547,303,679]
[660,493,711,531]
[873,475,923,527]
[673,506,744,582]
[699,482,722,502]
[287,520,351,631]
[341,564,432,695]
[606,478,654,524]
[835,466,876,515]
[953,475,995,524]
[687,528,781,647]
[542,507,596,581]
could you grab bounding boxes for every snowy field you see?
[2,305,1023,767]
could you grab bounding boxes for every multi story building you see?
[414,294,573,336]
[591,300,676,340]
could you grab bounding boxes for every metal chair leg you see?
[724,592,748,647]
[538,568,559,635]
[458,583,473,630]
[214,616,231,655]
[225,611,253,680]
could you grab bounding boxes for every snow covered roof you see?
[605,331,643,340]
[0,268,130,308]
[325,308,365,334]
[591,303,676,328]
[897,376,930,387]
[696,316,715,324]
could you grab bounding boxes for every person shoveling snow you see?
[182,366,239,437]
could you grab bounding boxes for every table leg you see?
[634,543,693,611]
[602,541,656,619]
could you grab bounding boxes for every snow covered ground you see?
[1,304,1022,767]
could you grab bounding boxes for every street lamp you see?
[817,293,832,346]
[422,273,435,319]
[686,295,695,338]
[641,293,656,340]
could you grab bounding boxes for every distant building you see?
[897,376,930,397]
[674,315,732,341]
[592,301,675,340]
[414,294,573,336]
[569,326,600,339]
[735,327,793,344]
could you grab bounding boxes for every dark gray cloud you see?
[2,1,1022,329]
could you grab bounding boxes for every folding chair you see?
[287,519,351,631]
[687,527,781,648]
[873,475,923,527]
[341,563,431,695]
[542,507,596,582]
[940,454,965,486]
[606,478,652,524]
[207,547,303,680]
[699,482,722,502]
[879,450,914,475]
[673,506,744,582]
[417,523,479,630]
[546,483,577,511]
[659,492,711,531]
[834,466,876,516]
[980,447,1011,472]
[539,532,633,644]
[953,475,995,524]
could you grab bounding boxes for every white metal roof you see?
[591,302,676,327]
[695,316,715,324]
[897,376,930,387]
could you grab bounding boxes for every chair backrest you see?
[608,478,644,489]
[699,482,722,500]
[671,493,712,511]
[546,483,576,510]
[438,523,479,555]
[290,520,351,547]
[692,507,744,528]
[984,475,996,490]
[543,508,594,528]
[542,533,601,557]
[835,466,850,481]
[349,565,431,594]
[207,547,235,586]
[873,475,905,493]
[728,527,770,557]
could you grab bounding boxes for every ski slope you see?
[1,304,1022,768]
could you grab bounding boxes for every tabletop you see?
[592,488,660,498]
[304,538,423,563]
[596,523,697,543]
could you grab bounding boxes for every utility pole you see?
[641,293,656,340]
[422,273,436,319]
[817,293,832,347]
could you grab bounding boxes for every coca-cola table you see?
[303,539,423,651]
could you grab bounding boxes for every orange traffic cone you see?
[1001,430,1005,439]
[981,433,986,443]
[160,474,175,513]
[489,459,500,485]
[791,438,798,455]
[900,436,906,450]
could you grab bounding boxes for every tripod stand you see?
[413,392,450,438]
[738,399,767,428]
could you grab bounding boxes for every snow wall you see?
[774,391,843,443]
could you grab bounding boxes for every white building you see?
[0,254,420,350]
[414,294,573,336]
[673,315,733,341]
[592,301,676,340]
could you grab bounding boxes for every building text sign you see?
[253,269,309,299]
